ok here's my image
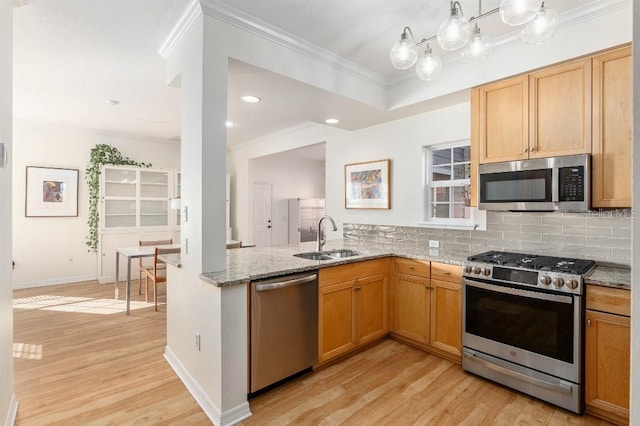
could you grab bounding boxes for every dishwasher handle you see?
[255,274,317,292]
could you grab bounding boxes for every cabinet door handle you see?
[587,319,591,327]
[523,148,529,153]
[408,265,414,270]
[530,147,536,152]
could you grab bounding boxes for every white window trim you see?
[422,140,475,229]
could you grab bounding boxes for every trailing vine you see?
[85,144,151,252]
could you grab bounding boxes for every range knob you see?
[566,279,579,290]
[539,276,551,285]
[464,265,472,273]
[481,268,490,276]
[473,266,481,274]
[552,277,565,288]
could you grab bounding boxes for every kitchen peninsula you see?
[161,233,630,424]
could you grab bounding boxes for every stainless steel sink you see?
[293,249,360,261]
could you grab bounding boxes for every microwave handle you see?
[551,166,559,202]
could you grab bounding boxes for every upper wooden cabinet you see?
[474,58,592,164]
[472,45,632,207]
[529,58,592,158]
[475,75,529,163]
[591,45,632,208]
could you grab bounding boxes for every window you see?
[424,142,472,225]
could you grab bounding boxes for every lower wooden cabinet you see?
[318,280,357,362]
[585,285,631,425]
[394,271,429,345]
[318,258,390,365]
[392,259,462,362]
[429,278,462,358]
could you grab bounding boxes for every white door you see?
[253,183,272,247]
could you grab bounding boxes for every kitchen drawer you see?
[319,258,390,288]
[394,258,430,277]
[431,262,462,284]
[586,285,630,317]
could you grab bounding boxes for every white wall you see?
[250,153,325,245]
[11,120,180,288]
[0,0,15,423]
[229,124,351,244]
[329,103,470,230]
[231,104,470,241]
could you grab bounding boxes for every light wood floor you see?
[13,280,210,425]
[243,340,612,426]
[14,281,612,425]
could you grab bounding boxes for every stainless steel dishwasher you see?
[250,271,318,394]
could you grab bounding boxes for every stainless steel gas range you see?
[461,251,595,414]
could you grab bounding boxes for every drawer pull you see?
[408,265,414,269]
[442,271,451,275]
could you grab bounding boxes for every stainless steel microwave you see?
[478,154,590,212]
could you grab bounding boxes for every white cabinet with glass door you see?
[98,166,179,283]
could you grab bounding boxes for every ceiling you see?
[12,0,601,149]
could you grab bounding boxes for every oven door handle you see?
[463,351,573,395]
[464,279,573,304]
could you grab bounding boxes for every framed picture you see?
[345,159,391,209]
[25,166,79,217]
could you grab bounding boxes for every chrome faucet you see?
[316,215,338,252]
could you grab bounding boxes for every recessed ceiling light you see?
[241,95,261,103]
[226,121,236,127]
[325,118,340,124]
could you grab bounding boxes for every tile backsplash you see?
[344,210,632,267]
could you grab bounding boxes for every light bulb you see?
[390,31,419,69]
[522,5,559,44]
[437,2,471,50]
[415,46,442,81]
[461,25,492,63]
[500,0,542,26]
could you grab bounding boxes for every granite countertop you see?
[162,240,631,290]
[199,240,470,287]
[158,253,182,268]
[584,265,631,290]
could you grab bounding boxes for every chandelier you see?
[390,0,559,81]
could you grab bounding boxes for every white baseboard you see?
[12,274,97,289]
[164,345,252,426]
[5,394,18,426]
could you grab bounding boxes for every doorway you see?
[253,183,272,247]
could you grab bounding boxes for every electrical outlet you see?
[429,240,440,248]
[195,332,201,351]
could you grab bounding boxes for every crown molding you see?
[388,0,631,88]
[199,0,387,87]
[158,0,201,59]
[159,0,387,87]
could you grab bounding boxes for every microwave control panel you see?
[558,166,584,201]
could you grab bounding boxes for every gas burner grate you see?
[467,250,595,275]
